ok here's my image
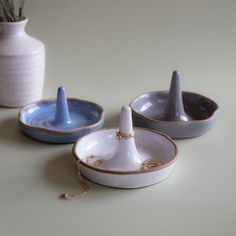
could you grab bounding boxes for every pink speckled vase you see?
[0,18,45,107]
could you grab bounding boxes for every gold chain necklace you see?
[58,162,89,200]
[141,159,163,170]
[58,158,163,201]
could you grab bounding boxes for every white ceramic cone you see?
[101,106,143,171]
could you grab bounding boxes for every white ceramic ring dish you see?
[73,106,178,188]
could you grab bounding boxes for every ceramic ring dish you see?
[18,87,105,143]
[73,105,178,188]
[130,70,219,138]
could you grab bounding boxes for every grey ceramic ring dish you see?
[19,87,105,143]
[129,71,219,138]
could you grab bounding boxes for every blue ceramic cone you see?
[162,71,190,121]
[53,87,72,126]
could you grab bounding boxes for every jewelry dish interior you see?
[19,87,105,143]
[73,106,178,188]
[130,71,219,138]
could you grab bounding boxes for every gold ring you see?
[116,129,134,139]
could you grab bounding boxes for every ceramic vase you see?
[0,18,45,107]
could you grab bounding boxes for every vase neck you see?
[0,18,28,38]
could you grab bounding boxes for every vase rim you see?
[0,17,28,25]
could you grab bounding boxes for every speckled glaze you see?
[19,87,105,143]
[130,71,219,138]
[0,18,45,107]
[73,106,178,188]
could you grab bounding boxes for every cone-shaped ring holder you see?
[100,106,142,171]
[73,106,178,188]
[19,87,105,143]
[161,71,190,122]
[130,70,219,138]
[53,87,72,127]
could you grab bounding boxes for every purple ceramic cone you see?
[161,71,190,121]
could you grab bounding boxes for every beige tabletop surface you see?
[0,0,235,235]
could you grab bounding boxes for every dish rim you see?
[18,97,105,134]
[129,90,219,124]
[73,127,179,175]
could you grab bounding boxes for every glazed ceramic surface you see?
[130,71,219,138]
[0,18,45,107]
[102,106,143,171]
[130,91,219,138]
[19,87,105,143]
[73,128,178,188]
[160,71,190,122]
[73,105,178,188]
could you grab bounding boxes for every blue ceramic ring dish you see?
[19,87,105,143]
[130,71,219,138]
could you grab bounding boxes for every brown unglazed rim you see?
[129,90,219,125]
[18,97,105,134]
[72,127,179,175]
